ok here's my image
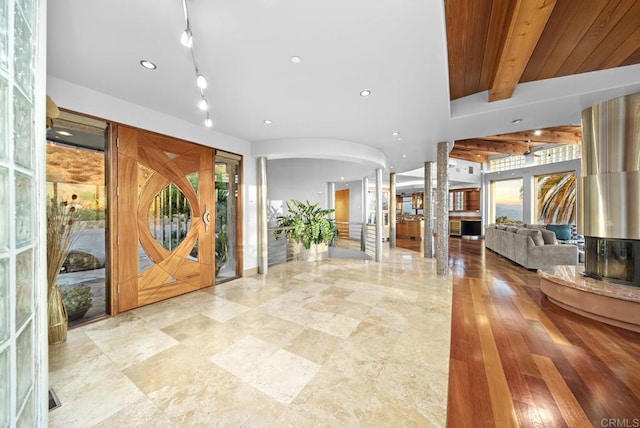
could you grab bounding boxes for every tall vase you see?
[48,285,68,344]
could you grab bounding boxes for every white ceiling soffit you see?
[46,1,640,174]
[253,138,386,169]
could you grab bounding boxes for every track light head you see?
[198,98,208,111]
[196,74,207,89]
[180,27,193,48]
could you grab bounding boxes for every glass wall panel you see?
[13,90,31,168]
[14,172,32,247]
[0,347,7,426]
[492,178,523,224]
[16,390,34,428]
[15,248,31,328]
[46,114,108,326]
[0,166,7,250]
[15,321,32,411]
[12,7,32,97]
[0,0,7,70]
[0,258,7,342]
[2,0,43,424]
[0,77,6,159]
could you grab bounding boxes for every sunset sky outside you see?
[494,179,522,205]
[494,178,523,222]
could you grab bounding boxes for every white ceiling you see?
[47,0,640,180]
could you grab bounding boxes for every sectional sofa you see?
[485,224,578,269]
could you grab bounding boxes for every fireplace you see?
[584,237,640,285]
[580,92,640,286]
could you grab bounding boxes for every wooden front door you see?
[114,125,215,312]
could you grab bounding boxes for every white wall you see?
[447,158,482,185]
[47,77,259,271]
[349,182,365,239]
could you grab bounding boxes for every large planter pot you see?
[287,242,329,261]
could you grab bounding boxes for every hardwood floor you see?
[397,237,640,427]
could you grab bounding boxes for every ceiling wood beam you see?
[488,0,557,102]
[484,129,581,144]
[455,139,530,155]
[450,150,488,163]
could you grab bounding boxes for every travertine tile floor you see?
[49,248,452,427]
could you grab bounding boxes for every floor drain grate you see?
[48,389,61,411]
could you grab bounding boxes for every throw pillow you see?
[516,228,544,246]
[546,224,572,241]
[540,229,557,245]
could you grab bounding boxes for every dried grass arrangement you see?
[47,194,83,344]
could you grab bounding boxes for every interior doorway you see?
[335,189,350,238]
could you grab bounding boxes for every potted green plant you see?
[60,284,93,322]
[274,199,336,261]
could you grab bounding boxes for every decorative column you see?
[436,142,450,276]
[327,182,336,216]
[389,172,396,248]
[257,157,268,275]
[375,168,383,262]
[362,177,369,252]
[424,161,435,258]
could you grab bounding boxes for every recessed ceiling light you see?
[140,60,157,70]
[340,176,345,181]
[512,118,523,124]
[533,129,542,136]
[392,132,400,136]
[55,130,73,136]
[264,120,272,124]
[290,56,301,64]
[397,137,403,141]
[390,166,394,169]
[360,90,371,97]
[402,154,407,158]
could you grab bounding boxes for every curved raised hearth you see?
[538,265,640,333]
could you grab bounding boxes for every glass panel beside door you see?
[215,152,240,282]
[45,111,109,326]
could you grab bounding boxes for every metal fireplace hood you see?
[579,92,640,285]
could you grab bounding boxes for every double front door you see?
[113,125,237,312]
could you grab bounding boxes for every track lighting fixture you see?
[180,0,212,127]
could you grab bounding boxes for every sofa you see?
[485,224,578,269]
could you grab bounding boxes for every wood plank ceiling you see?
[445,0,640,162]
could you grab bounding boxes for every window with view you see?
[491,179,523,224]
[535,172,576,224]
